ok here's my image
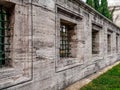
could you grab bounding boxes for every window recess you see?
[0,6,11,67]
[59,19,77,58]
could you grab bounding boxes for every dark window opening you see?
[0,6,13,67]
[59,20,76,58]
[107,34,111,53]
[92,29,99,54]
[116,34,119,53]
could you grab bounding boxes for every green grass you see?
[80,63,120,90]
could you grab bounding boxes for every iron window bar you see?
[0,6,11,66]
[60,24,71,58]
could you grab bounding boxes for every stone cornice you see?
[74,0,120,30]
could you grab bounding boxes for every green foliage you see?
[80,63,120,90]
[100,0,112,20]
[86,0,113,21]
[86,0,94,8]
[94,0,100,11]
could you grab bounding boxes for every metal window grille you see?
[0,6,10,66]
[60,24,71,58]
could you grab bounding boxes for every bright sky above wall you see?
[81,0,119,6]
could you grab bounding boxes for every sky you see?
[81,0,119,6]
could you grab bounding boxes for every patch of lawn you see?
[80,63,120,90]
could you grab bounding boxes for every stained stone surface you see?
[0,0,120,90]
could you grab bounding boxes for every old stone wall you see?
[0,0,120,90]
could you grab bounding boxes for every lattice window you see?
[60,24,71,58]
[59,20,76,58]
[0,6,11,67]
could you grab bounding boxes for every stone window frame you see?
[55,5,84,72]
[0,1,32,89]
[116,33,119,53]
[0,4,14,68]
[59,20,77,58]
[107,30,113,54]
[91,23,102,57]
[92,29,100,55]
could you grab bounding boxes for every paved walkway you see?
[65,61,120,90]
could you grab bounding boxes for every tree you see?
[100,0,112,20]
[94,0,100,12]
[86,0,94,8]
[86,0,113,21]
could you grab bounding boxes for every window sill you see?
[56,62,83,72]
[92,55,104,61]
[107,54,113,57]
[59,57,78,65]
[0,67,14,73]
[106,54,115,59]
[0,67,15,81]
[92,54,100,57]
[116,53,120,55]
[0,66,31,89]
[56,57,83,72]
[0,76,31,89]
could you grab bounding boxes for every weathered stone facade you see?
[0,0,120,90]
